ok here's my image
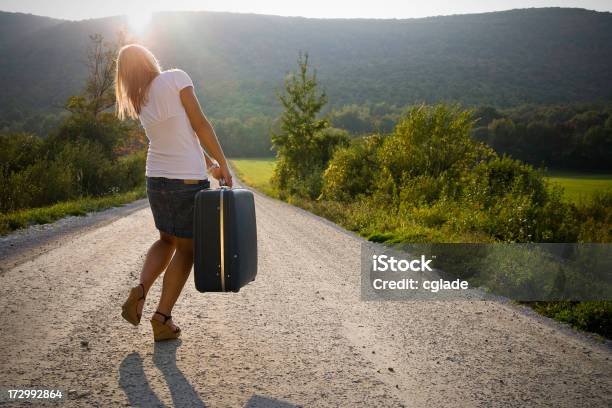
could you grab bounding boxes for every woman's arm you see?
[180,86,233,187]
[204,154,214,168]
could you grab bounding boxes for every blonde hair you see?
[115,44,161,120]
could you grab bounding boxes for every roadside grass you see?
[544,170,612,202]
[230,158,278,197]
[529,301,612,339]
[0,186,146,236]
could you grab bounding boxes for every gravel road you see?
[0,181,610,407]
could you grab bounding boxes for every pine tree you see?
[271,53,347,198]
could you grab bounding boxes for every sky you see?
[0,0,610,20]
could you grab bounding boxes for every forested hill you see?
[1,7,612,122]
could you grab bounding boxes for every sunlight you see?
[127,11,152,35]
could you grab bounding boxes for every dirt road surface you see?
[0,181,610,407]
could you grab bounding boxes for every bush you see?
[468,156,547,207]
[47,110,127,158]
[0,156,76,212]
[0,117,145,213]
[318,104,606,244]
[397,175,445,207]
[321,135,383,201]
[377,105,494,186]
[462,156,574,242]
[575,189,612,242]
[114,151,146,191]
[532,301,612,339]
[273,127,349,199]
[0,132,44,173]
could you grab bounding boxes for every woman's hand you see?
[219,163,233,187]
[207,162,223,180]
[207,162,232,187]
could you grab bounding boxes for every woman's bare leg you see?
[137,231,177,315]
[153,237,194,329]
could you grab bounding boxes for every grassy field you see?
[544,171,612,202]
[0,187,146,236]
[230,158,277,197]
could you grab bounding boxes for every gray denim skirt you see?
[146,177,210,238]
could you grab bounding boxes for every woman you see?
[116,44,232,342]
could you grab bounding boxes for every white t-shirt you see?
[139,69,207,180]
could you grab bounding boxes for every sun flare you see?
[127,11,152,35]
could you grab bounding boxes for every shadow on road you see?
[119,351,168,407]
[153,340,206,407]
[119,340,301,407]
[119,340,206,407]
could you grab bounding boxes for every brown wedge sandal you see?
[151,311,181,342]
[121,283,146,326]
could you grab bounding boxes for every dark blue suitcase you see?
[193,187,257,292]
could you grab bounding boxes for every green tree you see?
[271,53,347,198]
